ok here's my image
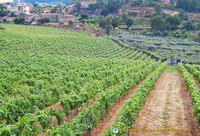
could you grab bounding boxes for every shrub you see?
[37,17,50,24]
[14,18,25,24]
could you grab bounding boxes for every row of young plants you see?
[50,61,161,135]
[110,38,163,61]
[185,64,200,83]
[104,62,167,136]
[178,64,200,126]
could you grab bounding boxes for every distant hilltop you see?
[21,0,72,3]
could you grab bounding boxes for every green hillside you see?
[0,24,157,135]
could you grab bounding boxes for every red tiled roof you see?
[1,16,8,19]
[41,13,58,16]
[17,5,26,7]
[32,15,41,17]
[74,20,80,23]
[62,15,75,18]
[7,17,16,19]
[25,15,32,17]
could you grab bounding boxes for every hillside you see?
[0,24,156,135]
[65,0,199,20]
[22,0,71,3]
[116,33,200,64]
[0,24,200,136]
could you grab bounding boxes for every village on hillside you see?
[0,1,84,27]
[0,0,199,39]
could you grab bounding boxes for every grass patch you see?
[167,66,178,72]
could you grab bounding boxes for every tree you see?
[184,13,188,21]
[105,24,113,35]
[165,15,181,30]
[111,16,119,28]
[37,17,50,24]
[178,10,185,20]
[68,20,73,26]
[75,2,81,13]
[0,11,8,18]
[151,15,165,31]
[80,14,89,20]
[99,18,106,28]
[126,18,134,28]
[9,12,16,17]
[182,21,195,31]
[170,0,175,7]
[51,7,56,13]
[105,0,124,13]
[122,12,128,22]
[2,18,6,23]
[100,8,109,16]
[0,4,6,11]
[0,4,7,18]
[89,0,104,11]
[14,18,25,24]
[154,4,162,15]
[176,0,200,12]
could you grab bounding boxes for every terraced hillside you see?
[117,33,200,64]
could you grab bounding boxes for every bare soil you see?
[162,0,170,5]
[130,69,199,136]
[114,42,121,48]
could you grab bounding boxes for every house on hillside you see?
[41,13,60,22]
[7,5,19,14]
[0,16,16,23]
[40,3,75,23]
[24,15,33,22]
[43,9,51,13]
[60,15,75,23]
[17,3,33,15]
[31,14,42,22]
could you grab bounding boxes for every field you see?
[0,24,199,136]
[117,33,200,64]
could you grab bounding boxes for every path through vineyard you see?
[130,68,199,136]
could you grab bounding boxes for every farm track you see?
[130,69,199,136]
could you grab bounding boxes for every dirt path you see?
[130,69,199,136]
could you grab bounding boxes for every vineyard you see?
[116,33,200,64]
[0,24,199,136]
